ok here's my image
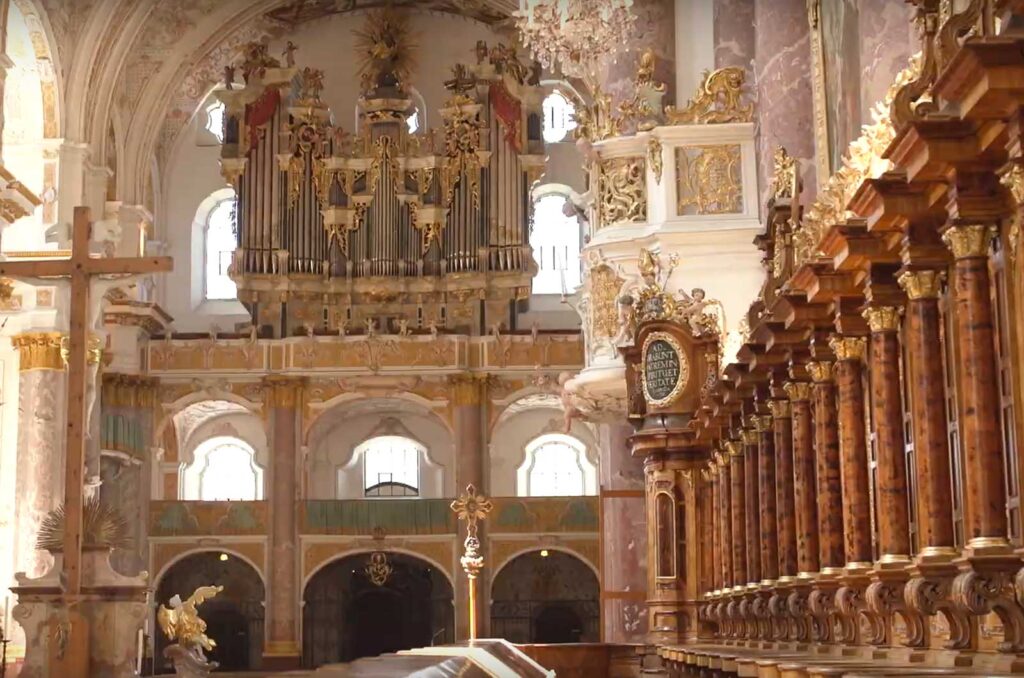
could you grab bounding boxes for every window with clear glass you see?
[205,100,226,143]
[204,195,237,300]
[517,434,596,497]
[407,109,420,134]
[181,436,263,501]
[529,193,581,295]
[360,435,421,497]
[542,91,577,143]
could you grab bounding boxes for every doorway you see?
[490,550,599,644]
[154,551,265,672]
[302,552,454,668]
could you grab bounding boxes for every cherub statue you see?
[558,372,580,433]
[158,585,224,670]
[338,318,349,337]
[397,318,410,337]
[611,293,636,347]
[365,317,377,337]
[283,40,297,68]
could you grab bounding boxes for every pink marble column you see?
[263,377,302,670]
[856,0,915,122]
[754,0,816,202]
[714,0,755,78]
[602,0,676,106]
[12,333,67,580]
[599,421,648,643]
[451,376,487,639]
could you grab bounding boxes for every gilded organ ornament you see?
[675,145,742,215]
[587,264,626,342]
[598,157,646,227]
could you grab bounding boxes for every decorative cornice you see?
[862,306,901,333]
[828,335,866,362]
[263,376,304,408]
[768,400,791,419]
[942,224,996,260]
[806,361,834,383]
[783,381,812,402]
[897,269,943,300]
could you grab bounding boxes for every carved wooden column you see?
[862,306,925,647]
[263,376,303,669]
[742,425,763,638]
[717,452,735,638]
[753,415,778,638]
[807,361,842,642]
[785,381,818,642]
[943,225,1024,651]
[898,270,971,648]
[710,463,721,589]
[727,441,747,637]
[829,335,880,644]
[768,400,797,640]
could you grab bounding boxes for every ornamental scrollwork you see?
[676,145,742,215]
[598,157,646,227]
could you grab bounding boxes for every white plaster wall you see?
[674,0,716,104]
[489,407,597,496]
[308,409,453,499]
[175,410,269,500]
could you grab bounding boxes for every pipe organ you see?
[218,37,545,337]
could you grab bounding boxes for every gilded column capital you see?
[828,335,866,362]
[724,440,743,459]
[263,376,304,408]
[942,224,996,260]
[784,381,812,402]
[897,269,943,300]
[806,361,834,383]
[714,450,728,468]
[740,428,759,445]
[768,400,791,419]
[753,414,774,431]
[450,374,488,406]
[12,331,64,371]
[862,306,901,333]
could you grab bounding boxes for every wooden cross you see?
[0,206,172,598]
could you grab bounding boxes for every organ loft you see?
[2,1,1024,677]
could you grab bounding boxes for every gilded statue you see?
[354,9,416,94]
[158,585,224,673]
[629,249,724,338]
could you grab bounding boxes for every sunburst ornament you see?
[353,8,417,95]
[36,498,131,552]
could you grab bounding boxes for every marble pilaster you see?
[713,0,755,78]
[602,0,676,107]
[598,421,648,643]
[856,0,915,122]
[451,375,487,640]
[263,377,302,670]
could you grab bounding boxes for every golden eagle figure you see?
[157,585,224,656]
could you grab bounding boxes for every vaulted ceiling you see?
[31,0,518,211]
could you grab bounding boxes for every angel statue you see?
[158,585,224,677]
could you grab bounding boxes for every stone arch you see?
[305,396,453,499]
[490,544,599,581]
[153,549,266,672]
[301,550,454,668]
[9,0,60,139]
[489,549,600,644]
[302,547,454,591]
[152,388,263,450]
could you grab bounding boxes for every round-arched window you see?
[204,100,226,143]
[516,433,596,497]
[202,192,238,300]
[529,192,581,295]
[358,435,422,498]
[180,435,264,501]
[542,91,577,143]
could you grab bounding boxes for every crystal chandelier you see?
[515,0,636,81]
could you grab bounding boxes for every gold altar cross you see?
[0,206,171,675]
[450,484,493,641]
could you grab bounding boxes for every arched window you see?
[358,435,422,497]
[204,99,226,143]
[203,192,238,300]
[180,436,264,501]
[517,434,596,497]
[529,192,581,295]
[542,91,577,143]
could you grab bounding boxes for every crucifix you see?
[0,206,172,676]
[450,484,493,641]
